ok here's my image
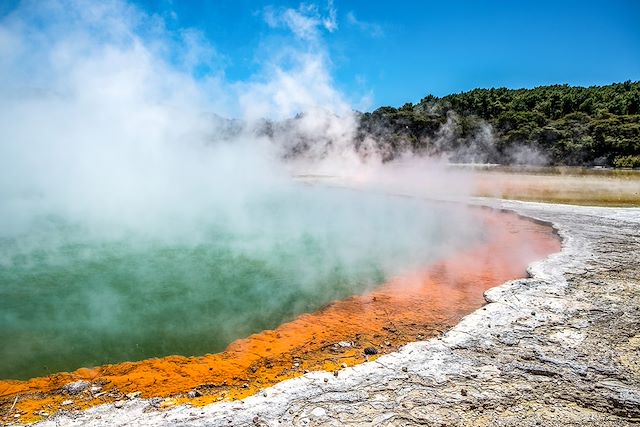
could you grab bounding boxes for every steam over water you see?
[0,0,482,380]
[0,187,481,380]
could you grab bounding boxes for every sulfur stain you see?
[0,209,560,424]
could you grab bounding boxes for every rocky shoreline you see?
[26,200,640,426]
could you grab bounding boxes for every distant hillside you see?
[357,81,640,167]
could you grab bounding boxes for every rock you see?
[461,389,468,396]
[337,341,352,348]
[364,347,378,355]
[126,391,141,399]
[90,385,102,393]
[323,378,328,383]
[402,366,408,372]
[341,363,348,369]
[310,407,326,417]
[114,400,125,408]
[61,400,74,406]
[62,380,89,395]
[188,390,202,398]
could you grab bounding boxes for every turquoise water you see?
[0,186,480,380]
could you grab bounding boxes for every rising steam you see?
[0,0,479,234]
[0,0,483,379]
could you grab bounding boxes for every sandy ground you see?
[471,166,640,206]
[17,199,640,426]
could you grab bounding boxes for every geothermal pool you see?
[0,185,561,423]
[0,184,486,380]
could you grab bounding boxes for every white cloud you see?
[346,11,383,38]
[322,0,337,32]
[263,1,337,41]
[236,51,350,121]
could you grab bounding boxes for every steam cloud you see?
[0,0,483,378]
[0,0,479,235]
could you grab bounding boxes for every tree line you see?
[356,81,640,167]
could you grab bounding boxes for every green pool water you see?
[0,185,481,380]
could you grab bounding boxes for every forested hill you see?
[357,81,640,167]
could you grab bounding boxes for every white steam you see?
[0,0,476,238]
[0,0,513,378]
[0,1,319,234]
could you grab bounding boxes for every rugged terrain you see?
[19,199,639,426]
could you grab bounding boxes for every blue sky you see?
[4,0,640,109]
[135,0,640,108]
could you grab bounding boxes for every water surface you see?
[0,185,481,379]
